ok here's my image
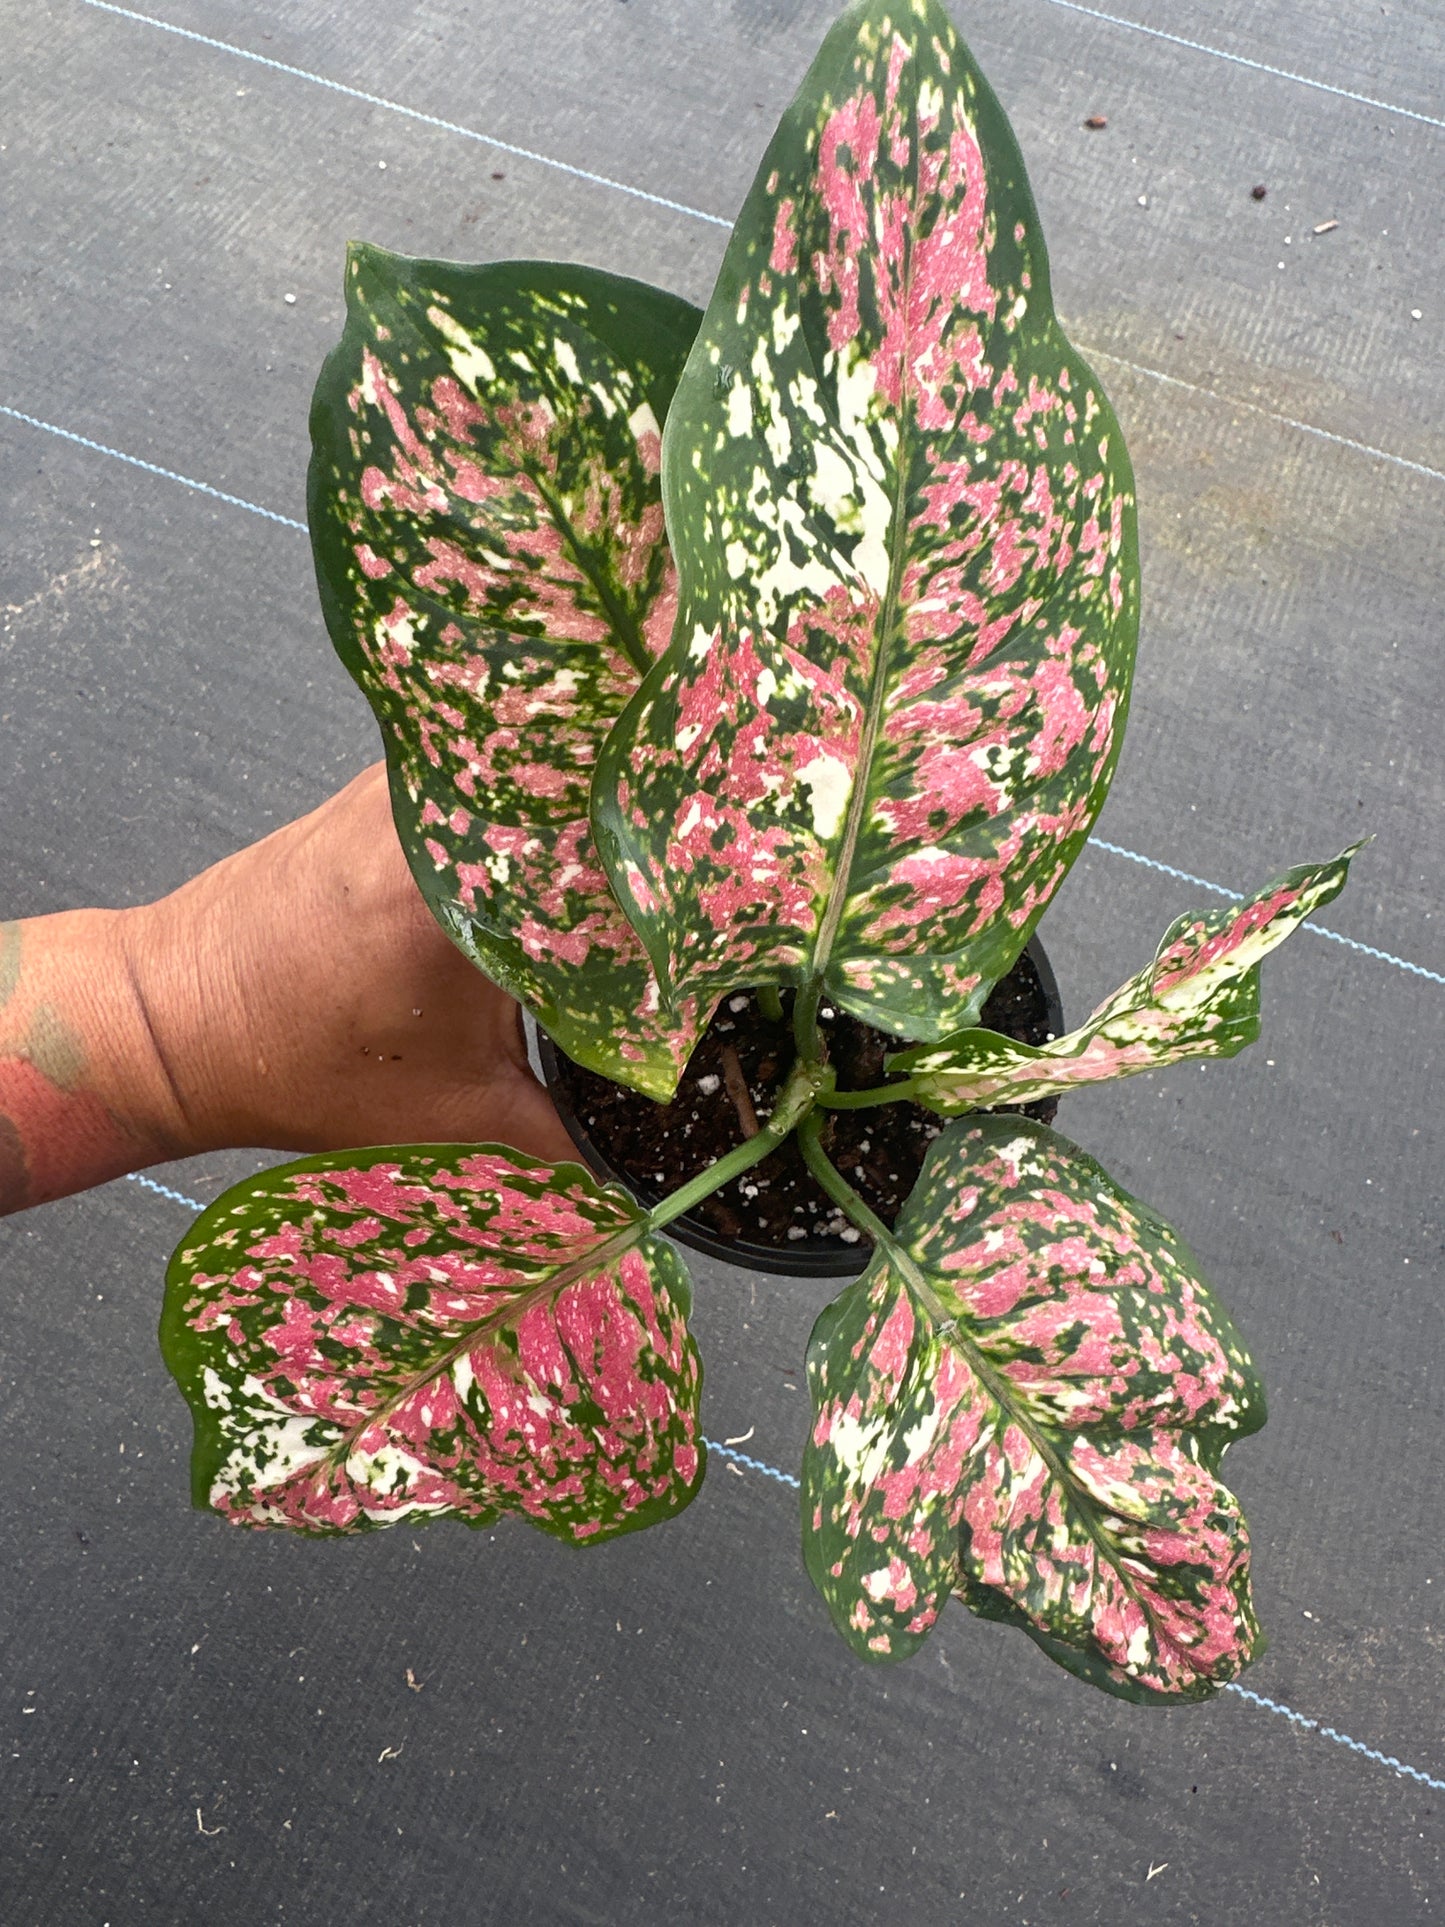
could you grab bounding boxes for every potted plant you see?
[162,0,1356,1704]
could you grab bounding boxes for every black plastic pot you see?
[531,935,1064,1280]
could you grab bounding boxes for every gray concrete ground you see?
[1,2,1441,1921]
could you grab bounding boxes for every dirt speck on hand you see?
[1083,113,1107,129]
[1251,183,1268,200]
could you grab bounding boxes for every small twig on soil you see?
[719,1042,761,1138]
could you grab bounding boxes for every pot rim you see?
[526,936,1064,1279]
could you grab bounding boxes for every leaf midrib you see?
[805,61,928,992]
[871,1220,1220,1685]
[302,1219,650,1476]
[808,427,913,988]
[527,465,654,678]
[367,277,656,680]
[373,569,646,672]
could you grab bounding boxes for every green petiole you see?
[815,1075,924,1111]
[795,1110,893,1248]
[756,983,785,1023]
[792,976,825,1069]
[647,1057,829,1232]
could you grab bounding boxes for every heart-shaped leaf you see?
[595,0,1137,1043]
[802,1116,1264,1697]
[163,1146,704,1540]
[309,247,704,1097]
[891,845,1360,1112]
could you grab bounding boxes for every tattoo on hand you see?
[0,923,20,1010]
[0,918,126,1216]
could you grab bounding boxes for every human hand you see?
[127,763,575,1165]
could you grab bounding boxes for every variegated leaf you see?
[309,247,704,1098]
[595,0,1137,1043]
[892,844,1360,1112]
[802,1116,1264,1697]
[162,1146,704,1541]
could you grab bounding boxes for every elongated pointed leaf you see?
[595,0,1137,1041]
[163,1146,704,1540]
[309,247,705,1098]
[893,845,1360,1112]
[802,1116,1264,1697]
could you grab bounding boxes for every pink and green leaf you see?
[309,247,705,1098]
[892,844,1360,1112]
[594,0,1138,1044]
[162,1146,705,1541]
[802,1116,1264,1698]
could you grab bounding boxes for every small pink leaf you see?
[894,844,1361,1111]
[802,1116,1264,1696]
[309,250,706,1097]
[596,0,1137,1043]
[163,1146,704,1541]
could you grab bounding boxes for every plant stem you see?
[795,1110,894,1248]
[792,976,825,1068]
[816,1076,924,1111]
[756,983,785,1023]
[647,1057,828,1233]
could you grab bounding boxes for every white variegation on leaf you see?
[802,1115,1265,1697]
[148,0,1366,1707]
[595,0,1139,1046]
[890,845,1361,1112]
[162,1146,705,1541]
[309,248,706,1098]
